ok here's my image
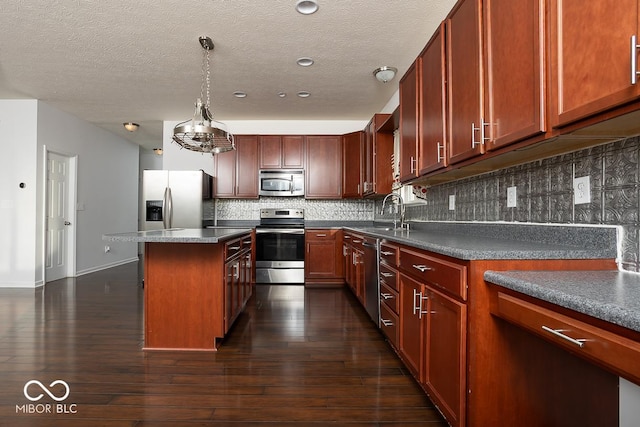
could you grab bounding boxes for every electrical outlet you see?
[507,186,517,208]
[449,194,456,211]
[574,176,591,205]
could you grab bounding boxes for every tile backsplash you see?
[386,136,640,272]
[215,197,375,222]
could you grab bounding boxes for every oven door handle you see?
[256,228,305,234]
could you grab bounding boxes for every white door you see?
[46,152,71,281]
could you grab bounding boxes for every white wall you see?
[161,119,369,174]
[0,100,39,287]
[37,102,139,277]
[0,100,140,287]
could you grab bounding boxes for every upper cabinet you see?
[446,0,484,165]
[549,0,640,128]
[258,135,305,169]
[418,23,448,175]
[342,131,364,198]
[214,135,259,198]
[305,135,343,199]
[483,0,546,149]
[363,114,394,197]
[399,61,419,182]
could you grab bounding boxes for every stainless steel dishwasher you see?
[362,236,380,326]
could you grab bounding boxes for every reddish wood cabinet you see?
[484,0,546,150]
[259,135,305,169]
[399,61,419,182]
[418,23,448,175]
[305,135,342,199]
[305,228,344,286]
[549,0,640,128]
[214,135,259,198]
[363,114,394,196]
[446,0,484,165]
[143,233,253,352]
[342,131,364,198]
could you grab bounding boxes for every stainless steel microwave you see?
[258,170,304,197]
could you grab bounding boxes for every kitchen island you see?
[104,228,253,351]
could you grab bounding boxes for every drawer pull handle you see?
[541,326,586,348]
[353,240,362,243]
[380,251,394,256]
[380,272,393,278]
[228,246,241,250]
[380,292,394,300]
[381,319,394,327]
[315,233,327,237]
[412,264,433,272]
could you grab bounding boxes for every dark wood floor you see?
[0,262,447,426]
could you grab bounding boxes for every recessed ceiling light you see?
[233,91,247,98]
[296,0,319,15]
[297,91,311,98]
[278,92,287,98]
[296,57,314,67]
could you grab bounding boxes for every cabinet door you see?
[305,229,343,282]
[235,135,259,198]
[485,0,545,150]
[214,150,237,197]
[259,135,282,169]
[342,131,364,198]
[371,115,394,196]
[282,136,305,169]
[224,258,240,333]
[550,0,640,127]
[399,61,419,182]
[419,23,448,175]
[363,120,375,193]
[399,273,425,378]
[424,288,467,427]
[447,0,484,164]
[305,136,342,199]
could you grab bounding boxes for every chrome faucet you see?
[380,193,408,230]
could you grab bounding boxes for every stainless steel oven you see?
[255,209,305,283]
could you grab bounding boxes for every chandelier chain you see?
[200,47,211,109]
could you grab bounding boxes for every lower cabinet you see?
[345,229,619,427]
[423,287,466,427]
[305,228,344,286]
[224,234,253,333]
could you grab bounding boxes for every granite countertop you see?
[484,270,640,333]
[345,222,618,261]
[103,227,252,243]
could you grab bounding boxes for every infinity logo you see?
[23,380,70,402]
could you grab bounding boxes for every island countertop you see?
[103,227,252,243]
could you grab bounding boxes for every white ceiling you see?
[0,0,456,150]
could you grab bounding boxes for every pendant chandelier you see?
[172,36,235,154]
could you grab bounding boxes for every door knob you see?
[64,221,71,226]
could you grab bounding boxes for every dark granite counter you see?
[484,270,640,333]
[345,221,619,261]
[103,227,252,243]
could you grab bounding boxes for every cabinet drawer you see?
[306,229,337,240]
[380,282,399,314]
[380,302,399,349]
[493,291,640,384]
[399,248,467,300]
[380,242,399,267]
[379,263,398,291]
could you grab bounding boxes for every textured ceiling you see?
[0,0,456,150]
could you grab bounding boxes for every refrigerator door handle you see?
[166,187,173,229]
[162,187,170,229]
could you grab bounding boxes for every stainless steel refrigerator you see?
[142,170,212,230]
